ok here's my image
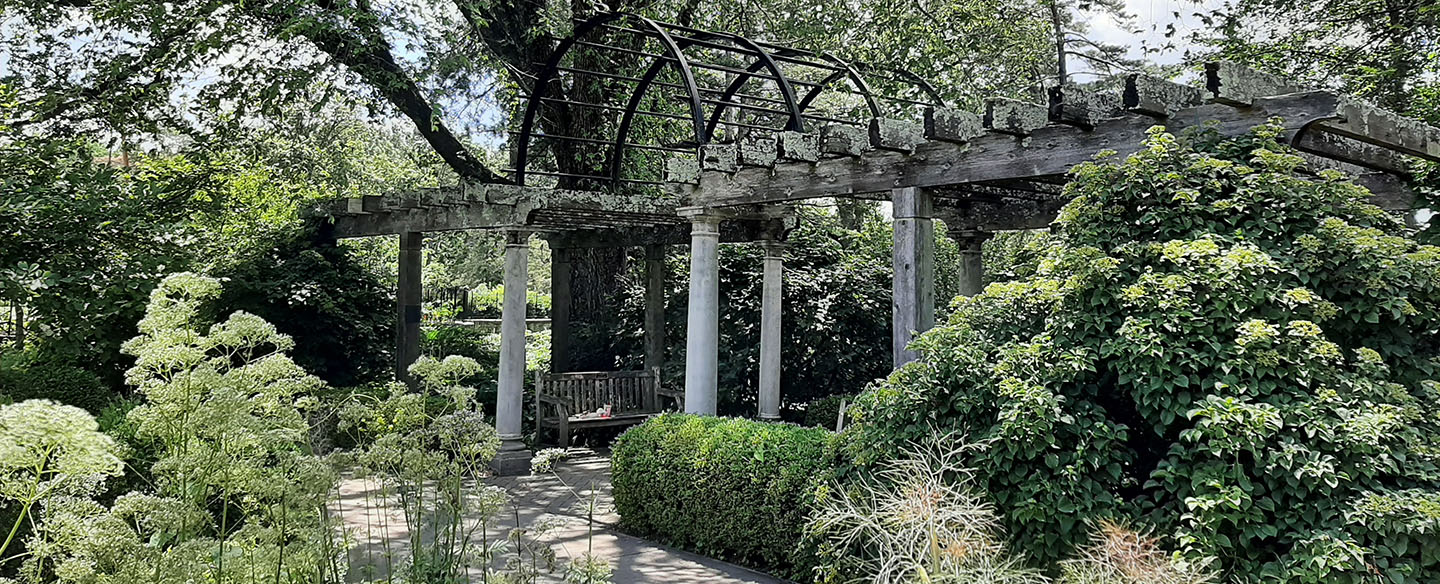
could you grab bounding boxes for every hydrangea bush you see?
[843,123,1440,582]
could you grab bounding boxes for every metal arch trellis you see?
[512,12,948,190]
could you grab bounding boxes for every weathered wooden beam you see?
[739,134,779,167]
[984,98,1049,136]
[1048,83,1123,129]
[1123,75,1205,118]
[1317,99,1440,162]
[682,91,1346,207]
[869,118,926,152]
[329,201,524,237]
[777,131,820,162]
[666,156,701,184]
[1294,130,1415,175]
[924,107,984,143]
[822,124,871,157]
[701,143,738,173]
[324,186,681,238]
[543,217,788,248]
[1204,62,1303,106]
[934,195,1069,232]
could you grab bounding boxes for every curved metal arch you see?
[699,34,806,141]
[796,52,883,119]
[515,12,707,187]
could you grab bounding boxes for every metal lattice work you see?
[512,12,943,190]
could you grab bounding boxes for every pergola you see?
[316,13,1439,474]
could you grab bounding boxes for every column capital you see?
[950,229,992,252]
[760,238,788,256]
[502,228,532,247]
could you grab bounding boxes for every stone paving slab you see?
[337,449,786,584]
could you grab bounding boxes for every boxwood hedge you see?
[611,414,832,580]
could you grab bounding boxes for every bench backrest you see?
[535,368,661,415]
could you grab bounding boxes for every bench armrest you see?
[537,393,571,418]
[656,388,685,410]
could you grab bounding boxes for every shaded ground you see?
[335,449,785,584]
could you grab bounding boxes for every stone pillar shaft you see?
[492,229,532,475]
[396,231,424,382]
[684,213,722,415]
[892,187,934,368]
[758,240,785,420]
[550,246,573,372]
[644,245,666,375]
[496,230,529,440]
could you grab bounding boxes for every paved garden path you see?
[336,449,786,584]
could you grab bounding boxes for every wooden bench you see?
[534,368,682,447]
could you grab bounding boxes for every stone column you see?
[550,245,573,373]
[396,231,424,383]
[953,230,992,297]
[492,229,532,475]
[683,210,723,415]
[644,244,666,375]
[892,187,934,368]
[758,239,785,420]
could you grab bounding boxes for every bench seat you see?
[534,368,679,446]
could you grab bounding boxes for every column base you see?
[758,414,782,421]
[489,439,532,476]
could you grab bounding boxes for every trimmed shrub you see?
[803,393,854,429]
[843,124,1440,582]
[612,414,833,579]
[0,353,112,413]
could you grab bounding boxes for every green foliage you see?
[611,414,833,580]
[6,273,346,584]
[0,127,210,381]
[207,228,394,387]
[467,285,552,319]
[335,356,553,582]
[843,123,1440,582]
[0,400,123,565]
[0,353,112,414]
[803,394,854,430]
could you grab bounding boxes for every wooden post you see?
[550,246,573,373]
[892,187,934,368]
[396,231,423,383]
[643,244,666,377]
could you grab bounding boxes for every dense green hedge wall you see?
[842,124,1440,583]
[611,414,833,580]
[0,352,111,413]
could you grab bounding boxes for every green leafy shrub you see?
[611,414,833,579]
[0,353,111,413]
[468,284,551,319]
[803,393,854,429]
[843,123,1440,582]
[207,226,393,387]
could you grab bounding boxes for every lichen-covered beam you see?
[682,91,1346,207]
[1123,75,1205,117]
[1048,83,1122,129]
[320,185,682,238]
[983,98,1049,136]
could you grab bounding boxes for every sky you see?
[1084,0,1223,69]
